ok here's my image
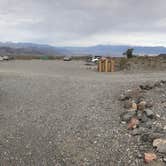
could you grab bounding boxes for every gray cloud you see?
[0,0,166,46]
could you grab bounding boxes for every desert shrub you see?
[123,48,134,59]
[119,58,128,70]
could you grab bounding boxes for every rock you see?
[153,139,164,147]
[156,114,161,118]
[144,121,153,129]
[119,94,129,101]
[124,100,133,109]
[153,139,166,154]
[141,112,149,123]
[157,144,166,154]
[144,152,157,163]
[137,111,143,120]
[127,117,139,130]
[160,80,166,84]
[132,129,141,136]
[140,84,154,90]
[125,88,142,100]
[154,81,162,88]
[138,101,147,111]
[145,109,155,119]
[141,132,165,143]
[120,111,136,122]
[148,161,165,166]
[132,102,137,110]
[146,101,153,108]
[132,127,147,136]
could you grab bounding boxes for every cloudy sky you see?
[0,0,166,46]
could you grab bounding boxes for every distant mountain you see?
[60,45,166,56]
[0,42,166,56]
[0,42,69,56]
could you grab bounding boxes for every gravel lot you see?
[0,60,166,166]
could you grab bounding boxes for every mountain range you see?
[0,42,166,57]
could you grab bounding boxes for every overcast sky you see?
[0,0,166,46]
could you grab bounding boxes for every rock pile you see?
[120,80,166,165]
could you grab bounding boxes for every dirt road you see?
[0,60,165,165]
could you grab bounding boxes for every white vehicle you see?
[91,56,102,63]
[2,55,9,60]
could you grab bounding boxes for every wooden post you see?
[98,58,115,72]
[111,59,115,72]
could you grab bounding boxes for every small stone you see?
[123,88,142,100]
[140,84,153,90]
[132,127,147,136]
[124,100,133,109]
[120,111,136,122]
[157,144,166,154]
[132,102,137,110]
[144,121,153,129]
[137,153,142,159]
[138,101,147,111]
[145,109,154,119]
[141,132,165,143]
[127,117,139,130]
[153,139,164,147]
[119,94,128,101]
[144,153,157,163]
[146,101,153,108]
[141,112,149,123]
[137,111,143,120]
[156,114,161,118]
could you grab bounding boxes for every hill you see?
[0,42,166,56]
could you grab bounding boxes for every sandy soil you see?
[0,60,166,166]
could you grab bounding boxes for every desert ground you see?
[0,60,166,165]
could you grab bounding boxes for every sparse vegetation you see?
[123,48,134,59]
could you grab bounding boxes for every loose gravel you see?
[0,60,166,166]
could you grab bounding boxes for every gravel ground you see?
[0,60,166,166]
